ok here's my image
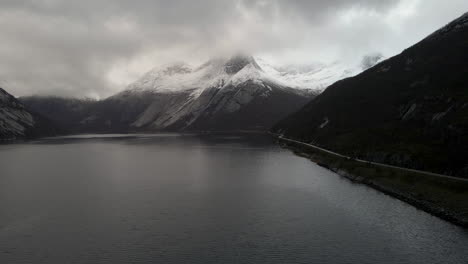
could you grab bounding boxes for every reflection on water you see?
[0,134,467,264]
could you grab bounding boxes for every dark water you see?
[0,134,467,264]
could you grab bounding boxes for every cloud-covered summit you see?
[0,0,467,98]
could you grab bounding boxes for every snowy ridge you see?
[257,59,358,93]
[123,55,309,100]
[124,56,270,98]
[229,63,264,87]
[256,56,383,93]
[124,54,381,97]
[110,54,383,131]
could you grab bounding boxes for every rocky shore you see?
[278,138,468,228]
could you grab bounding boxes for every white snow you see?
[123,57,277,106]
[229,64,264,87]
[256,58,372,93]
[124,54,383,98]
[126,59,234,96]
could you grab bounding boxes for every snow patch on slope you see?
[124,54,385,99]
[256,58,371,93]
[229,64,264,86]
[124,56,274,100]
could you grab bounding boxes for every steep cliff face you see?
[0,88,57,140]
[111,55,316,132]
[22,56,315,133]
[273,12,468,177]
[21,54,381,133]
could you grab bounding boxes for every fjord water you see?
[0,134,467,264]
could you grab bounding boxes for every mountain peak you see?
[224,54,262,74]
[160,62,192,76]
[149,61,192,76]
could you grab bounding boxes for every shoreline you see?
[274,136,468,228]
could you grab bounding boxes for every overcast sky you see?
[0,0,467,98]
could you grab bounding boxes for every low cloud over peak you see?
[0,0,467,98]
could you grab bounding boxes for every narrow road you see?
[273,133,468,183]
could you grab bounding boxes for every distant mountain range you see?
[257,53,383,92]
[20,54,381,134]
[273,12,468,177]
[108,55,315,132]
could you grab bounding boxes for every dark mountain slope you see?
[185,81,312,131]
[21,93,159,133]
[20,96,97,133]
[23,55,316,133]
[113,55,316,132]
[273,12,468,177]
[0,88,58,140]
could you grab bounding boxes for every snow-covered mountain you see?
[256,53,384,93]
[106,55,316,131]
[124,55,318,96]
[273,11,468,177]
[22,54,383,133]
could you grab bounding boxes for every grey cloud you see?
[0,0,467,98]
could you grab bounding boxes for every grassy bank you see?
[276,137,468,228]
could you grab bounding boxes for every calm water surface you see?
[0,134,467,264]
